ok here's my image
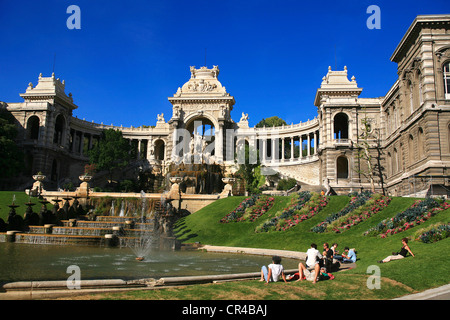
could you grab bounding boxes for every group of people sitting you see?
[260,242,356,284]
[294,242,356,284]
[260,238,415,285]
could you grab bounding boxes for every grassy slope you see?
[0,191,42,221]
[174,195,450,293]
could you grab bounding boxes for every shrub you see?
[276,178,297,191]
[415,223,450,243]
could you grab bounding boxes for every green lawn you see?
[0,191,42,222]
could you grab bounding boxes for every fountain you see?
[119,201,125,217]
[7,195,24,232]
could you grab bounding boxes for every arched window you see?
[408,80,414,114]
[417,70,423,105]
[26,116,40,140]
[408,134,415,165]
[393,148,398,174]
[53,114,66,145]
[387,152,392,177]
[154,139,165,160]
[334,113,349,141]
[417,127,424,159]
[336,156,349,180]
[443,61,450,100]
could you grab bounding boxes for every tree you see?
[235,143,262,194]
[0,109,23,179]
[355,112,384,193]
[87,129,132,181]
[255,116,287,128]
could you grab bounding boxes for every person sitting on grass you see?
[334,247,357,263]
[378,238,415,263]
[287,266,334,282]
[260,255,287,284]
[296,243,322,284]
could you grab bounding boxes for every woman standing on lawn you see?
[378,238,415,263]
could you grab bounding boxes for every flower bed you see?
[363,198,450,238]
[238,195,275,222]
[414,223,450,243]
[325,194,391,233]
[255,191,325,233]
[219,195,259,223]
[274,193,329,231]
[311,191,373,233]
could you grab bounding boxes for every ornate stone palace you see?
[2,14,450,196]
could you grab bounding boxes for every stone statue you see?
[189,136,195,154]
[240,112,249,122]
[157,113,165,123]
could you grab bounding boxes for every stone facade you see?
[2,14,450,196]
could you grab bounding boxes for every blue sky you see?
[1,0,449,127]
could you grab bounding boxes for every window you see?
[444,62,450,100]
[53,114,65,145]
[418,127,424,159]
[337,156,349,180]
[408,134,415,165]
[26,116,40,140]
[334,113,349,141]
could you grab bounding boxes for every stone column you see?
[137,139,142,160]
[314,131,317,154]
[299,136,303,159]
[281,138,285,162]
[216,123,224,163]
[273,137,279,163]
[80,132,84,155]
[171,126,178,160]
[262,139,267,164]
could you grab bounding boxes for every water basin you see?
[0,242,300,282]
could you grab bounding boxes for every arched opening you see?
[185,117,216,156]
[334,113,349,141]
[408,134,415,165]
[26,116,40,140]
[418,127,424,159]
[336,156,349,180]
[393,148,398,174]
[387,152,392,177]
[408,80,414,114]
[53,114,66,145]
[154,139,165,160]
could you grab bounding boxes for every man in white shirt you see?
[297,243,322,284]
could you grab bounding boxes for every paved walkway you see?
[394,283,450,300]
